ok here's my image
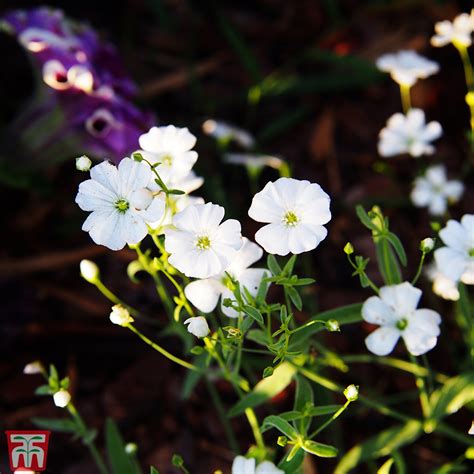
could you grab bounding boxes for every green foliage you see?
[105,418,137,474]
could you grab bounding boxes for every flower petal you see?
[365,327,400,356]
[362,296,397,325]
[185,279,224,313]
[379,282,422,317]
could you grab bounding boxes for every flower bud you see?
[466,92,474,107]
[326,319,340,332]
[125,443,138,454]
[420,237,435,253]
[130,187,153,210]
[184,317,210,338]
[53,389,71,408]
[344,384,359,402]
[75,155,92,172]
[23,360,45,375]
[80,259,100,283]
[277,436,288,447]
[344,242,354,255]
[110,304,134,326]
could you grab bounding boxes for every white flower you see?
[362,282,441,356]
[185,238,267,318]
[164,203,243,278]
[138,125,198,183]
[411,165,464,215]
[376,50,439,87]
[43,60,94,92]
[184,316,210,338]
[110,305,134,326]
[224,153,286,172]
[426,264,460,301]
[80,259,100,283]
[76,155,92,172]
[431,12,474,48]
[248,178,331,256]
[75,158,165,250]
[378,109,442,158]
[53,389,71,408]
[232,456,284,474]
[23,361,44,375]
[202,119,255,149]
[435,214,474,284]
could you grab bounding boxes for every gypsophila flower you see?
[435,214,474,285]
[110,304,134,326]
[411,165,464,215]
[426,264,460,301]
[202,119,255,149]
[75,158,165,250]
[23,361,44,375]
[378,109,442,158]
[184,238,267,317]
[376,50,439,87]
[232,456,284,474]
[420,238,435,253]
[138,125,198,184]
[53,389,71,408]
[248,178,331,256]
[431,12,474,48]
[344,384,359,402]
[362,282,441,356]
[76,155,92,171]
[80,259,99,283]
[184,316,210,338]
[164,202,243,278]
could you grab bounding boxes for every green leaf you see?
[385,232,407,266]
[182,353,208,400]
[267,255,282,276]
[35,385,53,396]
[278,446,305,474]
[246,329,269,346]
[356,205,377,230]
[429,372,474,422]
[283,255,297,275]
[302,439,338,458]
[375,239,402,285]
[261,415,299,439]
[308,405,341,417]
[150,467,159,474]
[105,418,136,474]
[334,420,423,474]
[377,458,394,474]
[243,305,264,325]
[32,417,77,433]
[286,286,302,311]
[294,376,313,434]
[228,362,296,417]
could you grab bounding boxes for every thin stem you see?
[290,320,326,334]
[456,44,474,150]
[400,84,412,114]
[127,324,199,371]
[309,400,351,439]
[408,354,431,419]
[411,252,426,285]
[245,408,266,452]
[457,282,473,366]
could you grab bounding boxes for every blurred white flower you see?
[185,238,267,318]
[184,316,210,338]
[164,203,243,278]
[362,282,441,356]
[138,125,198,183]
[232,456,284,474]
[431,12,474,48]
[80,259,100,283]
[75,158,165,250]
[110,304,134,326]
[202,119,255,149]
[224,153,286,172]
[376,50,439,87]
[435,214,474,285]
[248,177,331,256]
[426,264,460,301]
[344,384,359,402]
[76,155,92,172]
[411,165,464,215]
[378,109,442,158]
[23,361,44,375]
[53,389,71,408]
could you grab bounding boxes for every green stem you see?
[127,324,199,371]
[245,407,266,452]
[456,44,474,150]
[400,84,412,114]
[309,400,351,439]
[408,354,431,419]
[458,282,473,366]
[411,252,426,286]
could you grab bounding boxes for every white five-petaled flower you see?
[378,109,442,158]
[426,264,460,301]
[53,389,71,408]
[184,238,267,318]
[434,214,474,285]
[138,125,198,184]
[75,158,165,250]
[376,50,439,87]
[431,11,474,48]
[232,456,284,474]
[164,202,243,278]
[248,178,331,256]
[362,282,441,356]
[184,316,210,338]
[411,165,464,215]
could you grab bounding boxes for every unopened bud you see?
[277,436,288,447]
[420,238,435,253]
[23,360,45,375]
[344,242,354,255]
[344,384,359,402]
[110,305,134,327]
[80,259,99,283]
[466,92,474,107]
[326,319,340,332]
[76,155,92,171]
[53,389,71,408]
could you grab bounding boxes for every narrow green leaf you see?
[294,376,313,434]
[278,446,305,474]
[246,329,269,346]
[261,415,299,439]
[35,385,53,396]
[302,439,338,458]
[105,418,136,474]
[283,255,297,275]
[377,458,394,474]
[286,286,302,310]
[243,305,264,325]
[150,467,159,474]
[267,255,282,276]
[356,205,378,230]
[385,232,407,266]
[32,417,77,433]
[228,362,296,417]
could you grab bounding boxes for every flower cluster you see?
[2,6,153,164]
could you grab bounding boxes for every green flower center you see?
[396,318,408,331]
[196,235,211,250]
[162,154,173,166]
[283,210,299,227]
[115,198,129,213]
[469,248,474,257]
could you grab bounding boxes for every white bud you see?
[184,316,210,338]
[344,384,359,402]
[420,238,435,253]
[110,304,134,326]
[130,188,153,210]
[53,389,71,408]
[76,155,92,172]
[23,360,44,375]
[80,259,99,283]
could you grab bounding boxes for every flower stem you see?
[456,44,474,150]
[245,407,266,452]
[411,252,426,285]
[400,84,412,114]
[309,400,351,439]
[457,282,473,366]
[127,324,199,371]
[408,354,431,419]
